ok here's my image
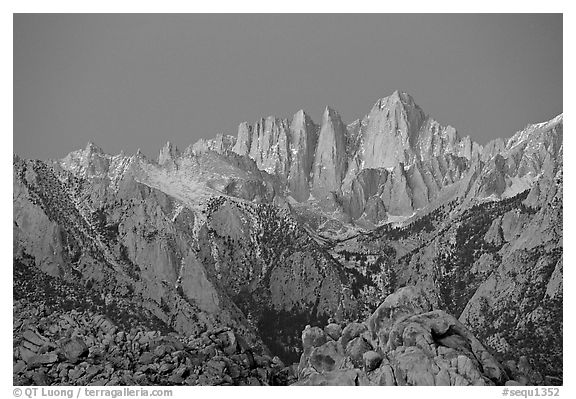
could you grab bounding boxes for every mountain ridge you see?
[13,90,563,385]
[53,91,561,230]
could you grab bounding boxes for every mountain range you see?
[13,91,562,386]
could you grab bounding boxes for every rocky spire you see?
[85,141,104,155]
[232,122,253,156]
[311,107,348,196]
[192,134,236,155]
[252,117,291,175]
[287,110,318,201]
[158,141,180,165]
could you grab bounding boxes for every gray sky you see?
[14,14,562,160]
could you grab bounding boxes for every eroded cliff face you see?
[158,141,181,166]
[340,154,470,222]
[191,134,237,156]
[231,116,293,177]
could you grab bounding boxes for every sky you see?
[13,14,563,160]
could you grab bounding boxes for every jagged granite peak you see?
[287,109,318,201]
[481,137,506,162]
[85,141,105,155]
[504,113,563,158]
[232,122,253,156]
[311,106,348,196]
[158,141,180,165]
[464,114,563,201]
[358,91,478,169]
[372,90,423,114]
[135,148,146,159]
[237,116,292,176]
[54,95,561,226]
[59,142,110,178]
[356,94,418,168]
[227,91,482,210]
[506,114,562,148]
[219,91,560,223]
[192,134,236,155]
[413,117,475,161]
[457,135,483,162]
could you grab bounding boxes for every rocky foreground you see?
[295,286,546,386]
[13,257,296,386]
[14,281,545,386]
[13,301,296,386]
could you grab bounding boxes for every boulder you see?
[367,286,432,347]
[296,286,510,386]
[294,369,369,386]
[13,360,26,374]
[158,363,175,374]
[68,366,85,381]
[84,365,103,381]
[19,346,37,363]
[302,326,327,350]
[366,358,396,386]
[517,356,543,385]
[340,322,367,348]
[308,341,344,373]
[27,352,58,368]
[138,352,155,365]
[216,330,237,356]
[345,337,372,368]
[324,323,342,341]
[363,351,382,371]
[31,370,51,385]
[22,329,50,347]
[205,359,227,376]
[60,337,88,363]
[271,356,285,368]
[390,346,437,386]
